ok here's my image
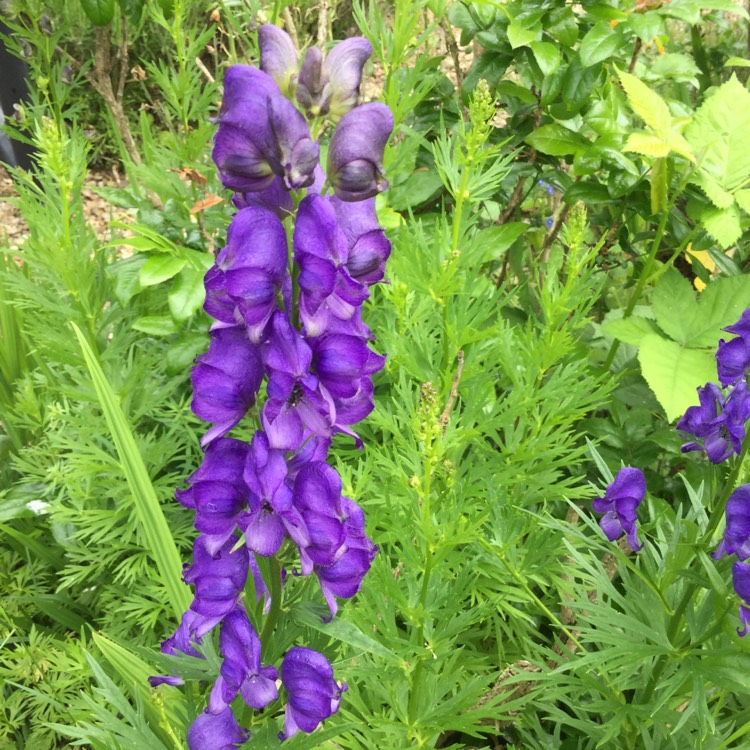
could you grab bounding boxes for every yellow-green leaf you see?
[618,70,672,139]
[624,132,670,158]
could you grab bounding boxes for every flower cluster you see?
[678,310,750,463]
[591,467,646,551]
[714,486,750,635]
[157,24,392,748]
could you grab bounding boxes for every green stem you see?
[260,558,283,644]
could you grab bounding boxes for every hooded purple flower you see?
[315,496,377,619]
[591,467,646,551]
[717,309,750,387]
[213,66,319,193]
[176,438,249,555]
[279,647,347,739]
[677,381,750,464]
[204,207,289,342]
[191,326,264,447]
[732,560,750,637]
[258,24,298,97]
[208,608,279,712]
[188,707,249,750]
[296,37,372,119]
[327,103,393,202]
[713,485,750,561]
[183,536,249,638]
[232,177,295,220]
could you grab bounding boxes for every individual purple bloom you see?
[292,462,347,575]
[713,485,750,561]
[296,37,372,119]
[232,176,295,219]
[191,326,264,447]
[331,196,391,285]
[732,560,750,636]
[187,707,249,750]
[148,674,185,687]
[312,332,385,400]
[279,647,347,739]
[161,609,205,658]
[677,382,750,463]
[183,536,249,638]
[591,467,646,551]
[205,207,289,342]
[544,217,554,229]
[213,66,319,193]
[176,438,249,555]
[208,608,279,712]
[315,496,377,618]
[258,24,299,97]
[327,102,393,202]
[716,309,750,386]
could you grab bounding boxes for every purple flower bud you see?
[296,46,326,114]
[258,24,299,97]
[717,309,750,386]
[732,561,750,636]
[591,467,646,551]
[149,674,185,687]
[187,707,249,750]
[280,647,347,739]
[713,485,750,561]
[191,326,264,447]
[213,66,319,193]
[327,103,393,202]
[209,608,279,712]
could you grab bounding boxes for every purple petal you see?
[607,467,646,505]
[324,37,372,118]
[258,24,299,96]
[187,707,249,750]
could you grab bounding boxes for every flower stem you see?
[260,557,283,644]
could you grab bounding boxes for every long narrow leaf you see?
[72,323,190,618]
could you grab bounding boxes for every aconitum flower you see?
[677,382,750,463]
[209,608,279,712]
[591,467,646,551]
[191,326,263,447]
[187,706,249,750]
[258,24,298,97]
[713,485,750,561]
[717,309,750,386]
[327,102,393,201]
[280,647,347,739]
[731,561,750,637]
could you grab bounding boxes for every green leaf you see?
[117,0,144,25]
[525,124,588,156]
[168,267,205,322]
[139,254,187,288]
[701,204,743,249]
[736,189,750,214]
[624,132,671,158]
[647,53,700,86]
[72,324,191,620]
[79,0,115,25]
[637,334,716,422]
[291,602,402,664]
[579,22,625,67]
[627,11,664,41]
[530,42,561,76]
[618,70,672,139]
[726,56,750,68]
[695,652,750,694]
[603,316,661,346]
[507,22,539,49]
[132,315,180,336]
[107,254,148,306]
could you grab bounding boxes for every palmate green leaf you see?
[602,315,661,346]
[637,333,716,421]
[701,203,743,249]
[72,324,190,620]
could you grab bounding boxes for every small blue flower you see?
[538,179,554,195]
[545,217,554,229]
[591,467,646,551]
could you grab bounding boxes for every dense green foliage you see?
[2,0,750,748]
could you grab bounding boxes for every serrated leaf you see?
[525,124,588,156]
[579,22,625,67]
[736,189,750,213]
[530,42,561,76]
[618,70,672,139]
[603,315,662,346]
[726,56,750,68]
[139,254,187,287]
[625,132,671,158]
[80,0,115,25]
[693,172,735,209]
[638,334,716,422]
[72,324,190,620]
[651,269,699,345]
[701,204,743,248]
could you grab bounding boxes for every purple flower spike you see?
[732,561,750,636]
[187,707,249,750]
[191,326,263,447]
[280,647,347,739]
[327,103,393,202]
[717,308,750,386]
[209,608,279,712]
[258,24,299,97]
[591,467,646,551]
[713,485,750,561]
[677,382,750,463]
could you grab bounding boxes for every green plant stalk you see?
[260,557,283,644]
[641,435,750,703]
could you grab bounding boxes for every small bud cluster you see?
[154,25,394,748]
